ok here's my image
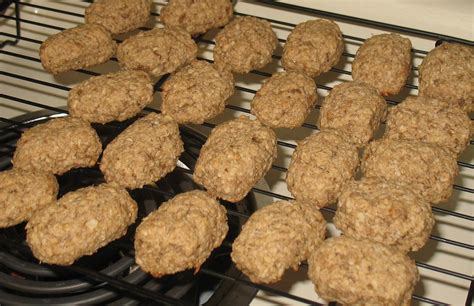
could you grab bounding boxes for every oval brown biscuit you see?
[214,16,277,74]
[100,113,183,189]
[286,129,359,208]
[334,177,434,253]
[418,42,474,113]
[231,201,325,284]
[26,183,137,265]
[68,70,154,124]
[318,81,386,147]
[40,24,116,74]
[352,33,412,96]
[385,96,471,157]
[160,0,233,36]
[117,27,197,77]
[361,139,458,204]
[12,117,102,175]
[282,19,344,78]
[134,190,228,277]
[85,0,152,35]
[251,71,317,129]
[161,60,234,124]
[193,116,277,202]
[0,169,58,228]
[308,236,419,306]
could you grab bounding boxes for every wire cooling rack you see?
[1,1,473,305]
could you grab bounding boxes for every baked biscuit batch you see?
[2,1,472,305]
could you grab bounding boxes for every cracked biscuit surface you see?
[282,19,344,78]
[162,60,234,124]
[334,177,434,253]
[13,117,102,175]
[69,70,154,124]
[418,42,474,113]
[100,113,183,189]
[352,33,412,96]
[117,27,197,77]
[40,24,116,74]
[0,169,58,228]
[135,190,228,277]
[231,200,325,284]
[193,116,277,202]
[214,16,277,73]
[251,71,317,129]
[308,236,419,306]
[385,96,471,157]
[286,129,359,208]
[361,139,458,204]
[318,81,387,147]
[26,183,137,265]
[85,0,152,34]
[160,0,233,35]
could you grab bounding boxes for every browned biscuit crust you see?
[26,183,137,265]
[0,169,58,228]
[231,201,325,284]
[134,190,228,277]
[161,60,234,124]
[418,42,474,113]
[318,81,387,147]
[282,19,344,78]
[308,237,419,306]
[385,96,471,157]
[251,71,317,128]
[68,70,154,124]
[117,27,197,77]
[12,117,102,175]
[286,130,359,208]
[334,177,434,253]
[214,16,277,74]
[39,24,116,74]
[85,0,152,35]
[352,33,412,96]
[361,139,458,204]
[160,0,233,35]
[193,116,277,202]
[100,113,183,189]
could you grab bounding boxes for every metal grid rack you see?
[1,1,473,305]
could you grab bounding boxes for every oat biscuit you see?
[352,33,412,96]
[318,81,386,147]
[85,0,152,35]
[100,113,183,189]
[117,27,197,77]
[193,116,277,202]
[361,139,458,204]
[214,16,277,73]
[418,42,474,113]
[26,183,137,265]
[385,96,471,157]
[68,70,154,124]
[251,71,317,128]
[282,19,344,78]
[0,169,58,228]
[286,130,359,208]
[334,178,434,253]
[231,201,325,284]
[308,236,419,306]
[40,24,116,74]
[162,60,234,124]
[160,0,233,35]
[135,190,228,277]
[13,117,102,175]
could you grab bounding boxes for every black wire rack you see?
[1,1,473,305]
